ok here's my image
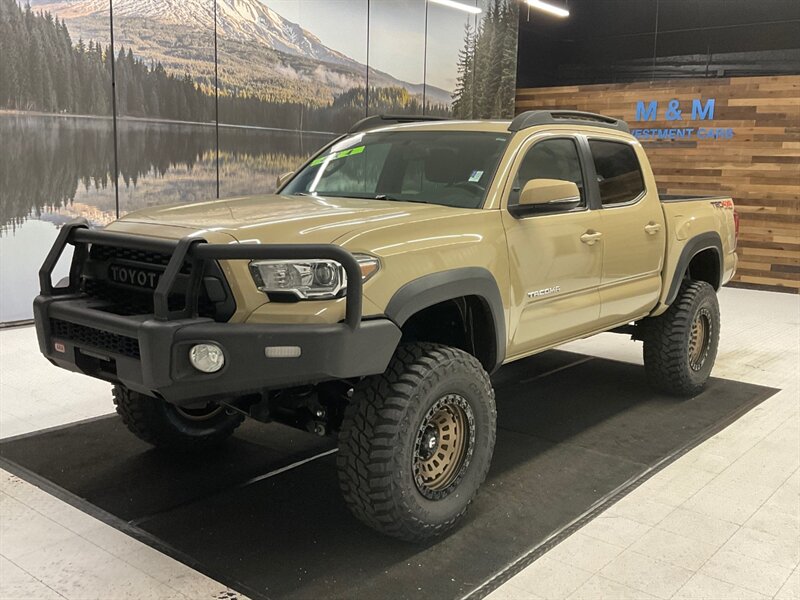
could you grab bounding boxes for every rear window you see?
[589,140,646,206]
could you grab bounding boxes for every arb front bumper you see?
[34,220,401,405]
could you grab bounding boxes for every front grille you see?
[88,245,191,273]
[80,244,234,321]
[50,319,140,359]
[82,278,193,316]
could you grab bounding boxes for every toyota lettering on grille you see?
[108,264,161,289]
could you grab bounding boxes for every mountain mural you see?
[0,0,519,323]
[31,0,452,107]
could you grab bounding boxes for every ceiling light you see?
[429,0,482,15]
[526,0,569,18]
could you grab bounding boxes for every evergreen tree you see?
[452,23,475,119]
[497,0,519,118]
[451,0,518,120]
[484,0,505,116]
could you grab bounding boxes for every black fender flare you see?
[384,267,506,372]
[666,231,723,305]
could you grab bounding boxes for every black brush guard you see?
[34,219,401,404]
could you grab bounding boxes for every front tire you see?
[337,343,496,542]
[643,281,720,397]
[113,386,244,452]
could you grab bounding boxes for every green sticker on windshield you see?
[309,145,365,167]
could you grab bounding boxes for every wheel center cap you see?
[419,426,439,460]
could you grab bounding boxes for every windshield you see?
[282,130,510,209]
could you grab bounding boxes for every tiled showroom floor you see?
[1,286,798,600]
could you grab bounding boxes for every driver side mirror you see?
[509,178,582,218]
[276,171,294,189]
[519,178,581,209]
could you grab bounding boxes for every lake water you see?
[0,113,335,322]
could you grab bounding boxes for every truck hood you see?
[114,194,457,244]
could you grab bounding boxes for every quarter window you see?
[509,138,586,208]
[589,140,646,206]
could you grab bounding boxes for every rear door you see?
[586,138,665,325]
[501,134,603,358]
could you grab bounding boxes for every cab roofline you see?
[508,110,629,133]
[347,110,629,135]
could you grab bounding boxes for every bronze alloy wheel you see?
[644,281,720,397]
[413,393,475,500]
[688,307,713,371]
[337,343,496,541]
[174,403,225,422]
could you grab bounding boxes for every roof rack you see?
[348,114,452,134]
[508,110,630,133]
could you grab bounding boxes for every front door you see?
[501,135,603,358]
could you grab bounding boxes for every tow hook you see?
[309,408,327,436]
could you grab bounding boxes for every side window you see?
[589,140,646,206]
[509,138,585,208]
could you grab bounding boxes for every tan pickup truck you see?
[34,111,738,541]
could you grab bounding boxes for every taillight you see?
[733,210,740,245]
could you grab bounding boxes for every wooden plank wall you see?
[516,76,800,293]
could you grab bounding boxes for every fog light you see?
[189,343,225,373]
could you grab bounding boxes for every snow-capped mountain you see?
[32,0,451,105]
[37,0,358,68]
[217,0,357,68]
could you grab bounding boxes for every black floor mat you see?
[0,351,777,600]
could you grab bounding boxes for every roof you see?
[349,111,630,135]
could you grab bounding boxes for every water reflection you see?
[0,113,334,321]
[219,125,334,198]
[1,114,117,233]
[0,113,334,233]
[117,119,218,212]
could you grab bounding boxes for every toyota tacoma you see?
[34,111,738,541]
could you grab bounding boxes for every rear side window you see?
[589,140,645,206]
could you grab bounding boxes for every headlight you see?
[249,254,379,300]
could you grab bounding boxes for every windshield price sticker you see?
[309,145,365,167]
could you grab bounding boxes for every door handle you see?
[644,222,662,235]
[580,231,603,245]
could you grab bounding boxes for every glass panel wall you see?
[367,0,425,116]
[217,0,363,197]
[0,0,517,321]
[0,0,115,321]
[112,0,218,213]
[424,0,479,116]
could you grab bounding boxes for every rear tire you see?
[643,281,720,397]
[337,343,496,542]
[113,386,244,452]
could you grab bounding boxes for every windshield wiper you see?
[309,192,433,205]
[313,192,377,200]
[381,196,433,205]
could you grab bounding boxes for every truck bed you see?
[659,194,732,203]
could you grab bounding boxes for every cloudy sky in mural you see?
[266,0,471,91]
